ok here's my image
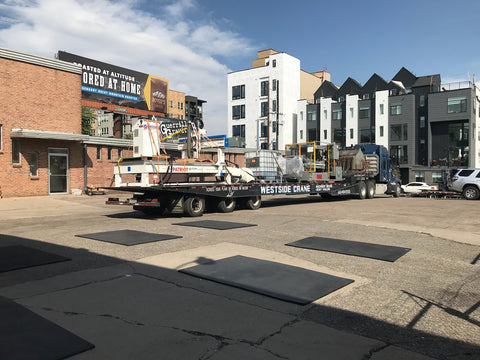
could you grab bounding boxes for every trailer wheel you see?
[217,197,236,213]
[462,185,480,200]
[242,196,262,210]
[357,181,367,200]
[366,181,375,199]
[183,196,205,217]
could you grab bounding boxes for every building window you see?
[272,79,277,91]
[96,146,101,160]
[272,100,277,113]
[107,147,112,160]
[177,102,184,110]
[420,116,425,128]
[260,142,268,149]
[447,96,467,113]
[232,105,245,119]
[359,128,375,144]
[359,107,370,119]
[300,111,303,121]
[333,129,345,144]
[350,128,354,139]
[300,130,303,139]
[390,103,402,115]
[332,109,342,120]
[432,171,443,183]
[323,109,328,120]
[169,100,173,108]
[350,107,354,118]
[390,125,402,141]
[272,59,276,67]
[232,85,245,100]
[261,123,268,138]
[379,103,384,115]
[390,145,408,164]
[419,95,425,107]
[261,102,268,117]
[260,81,269,96]
[380,126,384,137]
[232,124,245,138]
[363,93,370,100]
[118,148,122,159]
[415,171,425,182]
[29,152,38,177]
[12,139,20,164]
[307,110,317,121]
[324,130,327,140]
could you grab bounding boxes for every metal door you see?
[48,149,69,194]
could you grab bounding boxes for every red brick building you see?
[0,47,132,198]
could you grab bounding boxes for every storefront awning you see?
[10,129,131,147]
[11,128,88,141]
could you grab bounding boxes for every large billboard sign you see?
[57,51,168,113]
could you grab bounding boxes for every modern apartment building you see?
[307,67,480,184]
[227,49,329,149]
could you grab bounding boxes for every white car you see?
[401,182,439,193]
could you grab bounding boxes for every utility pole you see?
[275,80,279,150]
[267,81,270,149]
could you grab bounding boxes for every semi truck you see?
[106,119,401,217]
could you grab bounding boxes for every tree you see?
[81,107,96,135]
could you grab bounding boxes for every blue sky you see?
[1,0,479,134]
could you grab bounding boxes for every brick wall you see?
[0,56,82,197]
[85,145,133,188]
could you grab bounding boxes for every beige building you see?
[167,89,186,120]
[252,49,330,104]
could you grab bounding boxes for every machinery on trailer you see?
[106,118,401,217]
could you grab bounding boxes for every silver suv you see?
[450,168,480,200]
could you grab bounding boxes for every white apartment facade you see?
[228,50,327,150]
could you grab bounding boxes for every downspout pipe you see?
[83,143,88,193]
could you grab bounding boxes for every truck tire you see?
[217,197,236,213]
[183,196,205,217]
[357,181,367,200]
[393,184,401,198]
[366,181,375,199]
[242,196,262,210]
[462,185,480,200]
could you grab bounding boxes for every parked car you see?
[401,182,439,193]
[449,168,480,200]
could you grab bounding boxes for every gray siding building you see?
[308,68,480,185]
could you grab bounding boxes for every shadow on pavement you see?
[0,234,478,360]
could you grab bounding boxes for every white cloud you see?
[0,0,254,135]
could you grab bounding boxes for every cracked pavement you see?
[0,194,479,359]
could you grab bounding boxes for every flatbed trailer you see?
[106,178,375,217]
[106,120,401,217]
[401,190,462,199]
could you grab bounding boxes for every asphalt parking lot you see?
[0,192,479,359]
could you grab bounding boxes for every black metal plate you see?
[0,245,70,273]
[179,255,354,305]
[76,230,182,246]
[287,236,411,262]
[0,296,94,359]
[173,220,257,230]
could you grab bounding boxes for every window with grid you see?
[260,81,269,96]
[232,85,245,100]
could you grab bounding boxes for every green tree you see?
[81,106,96,135]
